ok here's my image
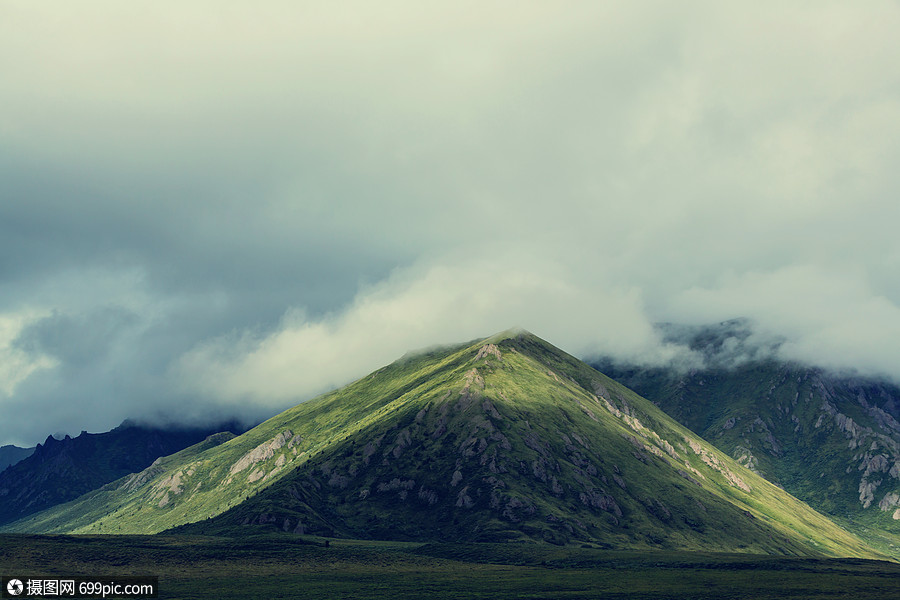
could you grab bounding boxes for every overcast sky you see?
[2,2,900,446]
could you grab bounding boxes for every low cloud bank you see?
[2,2,900,445]
[175,254,691,410]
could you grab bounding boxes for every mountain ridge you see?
[5,329,884,559]
[0,444,34,473]
[592,320,900,556]
[0,419,246,526]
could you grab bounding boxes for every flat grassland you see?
[1,534,898,599]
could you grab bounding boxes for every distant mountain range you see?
[2,330,884,560]
[0,419,245,526]
[0,444,34,473]
[593,319,900,556]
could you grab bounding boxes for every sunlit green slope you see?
[3,330,884,558]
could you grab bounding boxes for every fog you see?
[2,2,899,445]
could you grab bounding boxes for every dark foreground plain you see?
[2,534,899,599]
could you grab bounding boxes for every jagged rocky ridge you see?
[0,420,243,526]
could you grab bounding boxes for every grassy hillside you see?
[595,324,900,558]
[2,533,899,600]
[2,341,479,535]
[176,331,880,558]
[3,331,886,559]
[0,421,243,526]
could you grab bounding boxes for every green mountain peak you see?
[481,327,531,343]
[3,331,887,559]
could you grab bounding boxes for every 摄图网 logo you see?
[6,579,23,596]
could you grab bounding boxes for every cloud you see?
[176,252,690,408]
[15,307,140,368]
[0,311,58,398]
[1,2,900,444]
[668,266,900,378]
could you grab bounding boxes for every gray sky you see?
[2,1,900,446]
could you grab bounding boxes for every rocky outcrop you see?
[878,491,900,513]
[120,458,167,493]
[229,430,296,476]
[475,344,502,361]
[685,436,751,492]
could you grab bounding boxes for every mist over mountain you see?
[593,320,900,556]
[3,4,900,453]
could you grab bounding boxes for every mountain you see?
[0,444,34,472]
[592,320,900,552]
[0,419,245,526]
[0,445,34,473]
[2,331,883,558]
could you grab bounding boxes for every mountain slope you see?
[0,444,33,473]
[7,330,882,558]
[0,420,243,526]
[593,320,900,552]
[3,342,481,536]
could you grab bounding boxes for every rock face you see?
[594,320,900,534]
[0,420,242,526]
[228,431,301,478]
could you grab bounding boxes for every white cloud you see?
[176,252,691,407]
[668,265,900,378]
[3,1,900,442]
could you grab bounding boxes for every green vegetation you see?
[0,422,235,526]
[597,354,900,558]
[1,534,898,600]
[2,330,889,561]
